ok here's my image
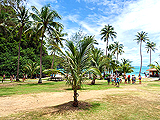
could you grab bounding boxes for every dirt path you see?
[0,85,142,117]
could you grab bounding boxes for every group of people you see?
[2,74,27,83]
[105,74,121,87]
[105,74,142,87]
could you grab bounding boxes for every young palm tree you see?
[23,61,40,79]
[61,36,101,107]
[118,58,134,75]
[100,24,117,57]
[14,5,30,81]
[112,41,124,61]
[90,48,107,84]
[145,41,156,65]
[31,4,62,83]
[134,31,149,76]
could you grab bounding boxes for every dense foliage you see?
[0,1,63,78]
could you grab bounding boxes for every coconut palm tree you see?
[90,48,107,84]
[134,31,149,76]
[14,5,30,81]
[31,4,62,83]
[23,61,40,79]
[61,36,101,107]
[145,41,156,66]
[100,24,117,57]
[47,27,67,69]
[118,58,134,75]
[112,41,124,61]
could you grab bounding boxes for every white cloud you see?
[63,14,79,23]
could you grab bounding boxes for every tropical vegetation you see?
[1,0,159,109]
[134,31,149,76]
[145,41,157,65]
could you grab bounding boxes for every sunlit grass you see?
[2,82,160,120]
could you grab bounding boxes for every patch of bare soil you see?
[0,83,157,117]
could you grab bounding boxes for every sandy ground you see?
[0,81,159,117]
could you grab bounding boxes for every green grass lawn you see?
[1,79,160,120]
[0,79,120,97]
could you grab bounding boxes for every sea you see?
[126,66,149,77]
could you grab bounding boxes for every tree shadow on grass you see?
[39,101,100,116]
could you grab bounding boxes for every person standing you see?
[128,75,130,84]
[22,74,25,82]
[12,75,15,81]
[124,75,127,84]
[139,75,142,84]
[25,74,28,80]
[107,75,110,85]
[2,74,5,83]
[10,75,13,82]
[116,76,120,87]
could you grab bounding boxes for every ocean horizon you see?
[126,66,149,77]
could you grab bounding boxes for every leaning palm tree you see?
[14,5,30,81]
[112,41,124,61]
[31,4,62,83]
[134,31,149,76]
[61,36,101,107]
[100,24,117,57]
[145,41,156,65]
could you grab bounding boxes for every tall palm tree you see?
[31,4,62,83]
[14,5,30,81]
[112,41,124,61]
[61,36,101,107]
[145,41,156,65]
[100,24,117,57]
[134,31,149,76]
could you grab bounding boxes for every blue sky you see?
[27,0,160,66]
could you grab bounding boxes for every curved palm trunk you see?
[139,41,142,76]
[16,26,23,82]
[38,36,43,83]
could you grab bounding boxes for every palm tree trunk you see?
[16,26,23,82]
[117,52,118,61]
[150,49,151,65]
[73,88,78,107]
[106,38,108,57]
[106,38,109,75]
[139,41,142,76]
[51,51,55,69]
[38,36,43,83]
[91,76,96,85]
